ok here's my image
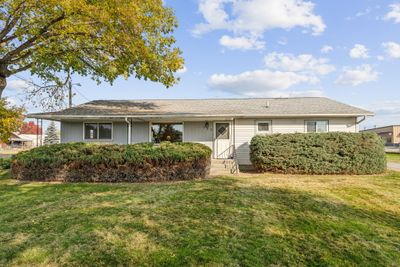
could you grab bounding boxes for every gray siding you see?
[61,121,83,143]
[184,122,213,149]
[132,122,149,143]
[235,117,358,165]
[113,122,128,144]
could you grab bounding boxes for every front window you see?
[306,121,328,133]
[84,123,112,140]
[256,121,272,134]
[151,123,183,143]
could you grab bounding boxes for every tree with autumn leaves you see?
[0,0,183,142]
[0,99,23,143]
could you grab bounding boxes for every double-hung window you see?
[84,123,112,140]
[305,120,328,133]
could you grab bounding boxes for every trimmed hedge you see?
[250,132,386,175]
[11,142,212,182]
[0,158,11,170]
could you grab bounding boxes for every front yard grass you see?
[387,152,400,164]
[0,170,400,266]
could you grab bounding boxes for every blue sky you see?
[4,0,400,129]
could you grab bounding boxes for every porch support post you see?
[125,117,132,144]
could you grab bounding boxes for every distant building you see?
[362,125,400,145]
[8,133,34,148]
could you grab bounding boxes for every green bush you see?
[250,132,386,175]
[11,142,212,182]
[0,158,11,170]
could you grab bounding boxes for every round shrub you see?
[0,158,11,170]
[11,142,212,182]
[250,132,386,175]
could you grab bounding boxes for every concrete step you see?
[209,158,237,176]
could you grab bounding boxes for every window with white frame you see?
[84,123,112,140]
[256,121,272,134]
[305,120,328,133]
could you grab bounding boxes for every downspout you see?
[356,116,366,132]
[356,116,366,124]
[125,117,132,144]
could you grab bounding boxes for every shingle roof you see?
[28,97,374,120]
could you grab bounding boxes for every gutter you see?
[27,113,375,120]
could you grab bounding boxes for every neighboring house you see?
[17,134,44,147]
[362,125,400,146]
[0,132,43,149]
[28,97,373,168]
[7,133,33,148]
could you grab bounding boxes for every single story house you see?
[28,97,373,168]
[362,125,400,146]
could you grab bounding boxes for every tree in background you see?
[43,121,59,145]
[0,0,183,107]
[0,99,24,143]
[19,121,42,135]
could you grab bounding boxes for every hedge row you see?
[250,132,386,175]
[11,142,212,182]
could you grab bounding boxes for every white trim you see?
[182,121,185,142]
[255,120,272,135]
[83,122,113,141]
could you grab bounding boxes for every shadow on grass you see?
[0,176,399,266]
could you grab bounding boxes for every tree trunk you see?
[0,75,6,99]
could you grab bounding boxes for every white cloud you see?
[377,55,385,61]
[336,64,378,86]
[382,41,400,58]
[209,69,318,96]
[5,96,18,106]
[277,38,288,46]
[193,0,230,36]
[177,65,188,74]
[384,3,400,23]
[193,0,326,48]
[265,89,324,98]
[349,44,369,59]
[219,35,265,50]
[264,52,335,75]
[6,79,30,92]
[209,51,335,96]
[320,45,333,54]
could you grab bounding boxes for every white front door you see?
[214,122,232,159]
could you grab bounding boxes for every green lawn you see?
[387,153,400,164]
[1,170,400,266]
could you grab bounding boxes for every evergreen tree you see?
[44,122,59,145]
